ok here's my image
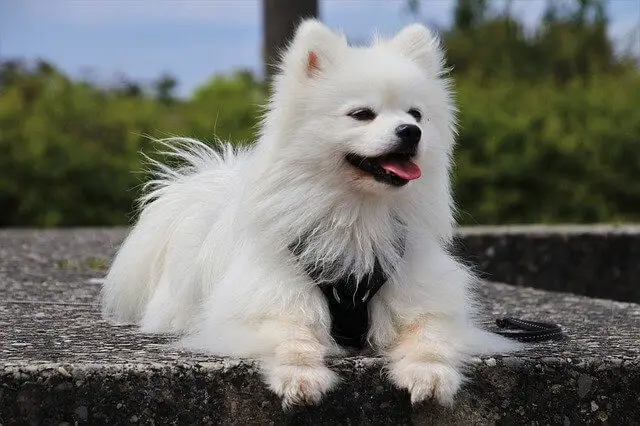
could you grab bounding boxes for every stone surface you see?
[2,225,639,303]
[455,224,640,303]
[1,228,640,425]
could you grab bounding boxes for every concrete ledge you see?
[455,224,640,303]
[2,225,638,302]
[1,229,639,424]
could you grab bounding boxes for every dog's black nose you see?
[395,124,421,153]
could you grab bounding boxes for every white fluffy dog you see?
[102,20,516,408]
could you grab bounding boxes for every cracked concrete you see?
[1,228,639,425]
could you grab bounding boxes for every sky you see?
[2,0,639,97]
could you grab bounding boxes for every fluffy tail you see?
[137,137,235,207]
[100,137,237,324]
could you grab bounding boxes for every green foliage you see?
[183,70,265,144]
[1,0,638,226]
[0,62,263,226]
[441,0,632,83]
[453,74,640,224]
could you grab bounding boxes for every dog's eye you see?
[407,108,422,122]
[348,108,376,122]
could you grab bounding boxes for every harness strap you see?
[289,233,395,349]
[318,257,387,349]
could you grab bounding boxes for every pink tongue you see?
[378,158,422,180]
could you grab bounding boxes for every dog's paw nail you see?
[391,361,462,407]
[268,364,339,408]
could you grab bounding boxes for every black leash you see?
[494,316,565,342]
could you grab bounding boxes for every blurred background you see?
[1,0,639,227]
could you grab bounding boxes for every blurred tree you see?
[114,77,143,97]
[536,0,614,82]
[410,0,629,83]
[154,73,178,105]
[185,69,263,144]
[453,0,489,31]
[0,60,27,91]
[1,0,639,227]
[262,0,318,82]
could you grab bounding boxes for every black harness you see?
[289,236,392,349]
[313,257,388,349]
[290,234,564,349]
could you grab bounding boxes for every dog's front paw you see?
[266,364,339,409]
[389,360,463,406]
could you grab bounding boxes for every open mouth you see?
[345,152,422,187]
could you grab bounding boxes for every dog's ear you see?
[387,24,445,76]
[279,19,346,79]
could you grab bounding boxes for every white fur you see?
[101,20,519,408]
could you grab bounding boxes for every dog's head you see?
[264,20,456,195]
